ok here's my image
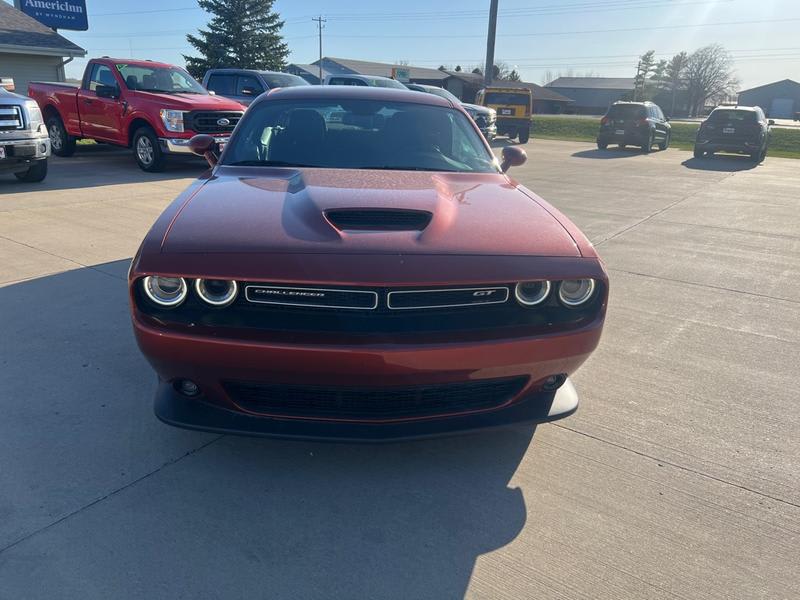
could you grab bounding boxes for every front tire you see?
[597,140,608,150]
[14,159,48,182]
[693,147,705,159]
[642,131,654,153]
[133,126,166,172]
[658,133,670,150]
[518,129,530,144]
[47,115,75,157]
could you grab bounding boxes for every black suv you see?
[694,106,773,162]
[597,101,671,153]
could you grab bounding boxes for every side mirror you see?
[768,119,775,126]
[500,146,527,172]
[189,134,219,167]
[665,116,670,122]
[96,84,119,99]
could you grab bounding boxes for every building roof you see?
[738,79,800,94]
[445,72,572,102]
[0,2,86,57]
[316,57,449,82]
[546,77,635,90]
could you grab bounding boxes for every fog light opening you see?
[175,379,200,397]
[541,374,567,391]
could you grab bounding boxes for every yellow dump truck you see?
[475,86,532,143]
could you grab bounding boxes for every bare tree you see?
[684,44,738,116]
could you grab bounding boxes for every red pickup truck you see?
[29,57,245,172]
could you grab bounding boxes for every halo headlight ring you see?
[194,278,238,307]
[558,279,596,307]
[142,276,188,308]
[514,280,551,307]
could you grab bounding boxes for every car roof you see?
[206,68,293,76]
[711,105,758,112]
[99,57,178,69]
[255,85,453,107]
[612,101,652,106]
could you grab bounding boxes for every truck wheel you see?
[597,141,608,150]
[518,129,530,144]
[47,116,76,157]
[14,159,48,183]
[658,133,670,150]
[133,127,166,172]
[641,132,654,153]
[693,147,704,158]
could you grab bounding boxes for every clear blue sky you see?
[7,0,800,89]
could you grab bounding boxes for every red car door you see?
[77,63,125,143]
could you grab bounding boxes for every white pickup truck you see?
[0,79,50,182]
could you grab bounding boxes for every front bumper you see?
[132,313,602,439]
[0,136,49,173]
[160,136,230,154]
[154,377,580,441]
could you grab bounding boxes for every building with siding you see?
[545,77,635,114]
[0,2,86,93]
[737,79,800,119]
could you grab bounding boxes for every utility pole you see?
[312,16,326,85]
[483,0,499,87]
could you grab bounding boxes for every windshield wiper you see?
[227,160,322,168]
[173,90,204,94]
[358,166,461,172]
[137,88,176,94]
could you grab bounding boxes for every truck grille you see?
[222,376,529,421]
[0,106,23,131]
[186,111,243,134]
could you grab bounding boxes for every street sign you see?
[15,0,89,31]
[391,67,410,83]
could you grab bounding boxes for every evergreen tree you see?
[184,0,289,79]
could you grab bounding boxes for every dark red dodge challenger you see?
[129,86,608,440]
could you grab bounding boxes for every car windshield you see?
[419,86,461,104]
[607,104,646,119]
[484,92,530,105]
[261,73,310,88]
[223,98,498,173]
[116,64,207,94]
[707,109,756,123]
[367,78,408,89]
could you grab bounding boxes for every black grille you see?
[223,376,529,420]
[326,209,432,231]
[245,285,377,310]
[0,106,23,131]
[186,111,243,134]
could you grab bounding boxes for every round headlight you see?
[142,276,187,307]
[514,281,551,306]
[194,279,238,307]
[558,279,596,307]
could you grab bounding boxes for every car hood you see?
[462,103,494,116]
[160,167,580,257]
[131,90,245,111]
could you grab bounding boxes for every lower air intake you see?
[223,376,529,421]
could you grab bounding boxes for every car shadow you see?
[0,143,208,192]
[681,155,759,172]
[572,148,644,159]
[0,261,535,598]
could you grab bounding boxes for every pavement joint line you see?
[0,234,126,282]
[0,435,225,556]
[650,218,800,241]
[607,267,800,305]
[536,436,800,537]
[550,422,800,510]
[594,173,737,248]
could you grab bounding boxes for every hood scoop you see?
[325,209,433,232]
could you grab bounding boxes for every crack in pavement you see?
[0,435,224,556]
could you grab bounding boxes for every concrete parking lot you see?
[1,141,798,599]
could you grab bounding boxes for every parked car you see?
[322,74,408,89]
[202,68,309,106]
[597,101,671,152]
[0,81,50,182]
[405,83,497,141]
[475,86,532,143]
[129,86,608,440]
[693,105,772,162]
[28,58,245,172]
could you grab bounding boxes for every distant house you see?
[288,57,573,113]
[737,79,800,119]
[0,2,86,92]
[545,77,635,114]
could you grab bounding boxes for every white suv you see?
[323,74,408,90]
